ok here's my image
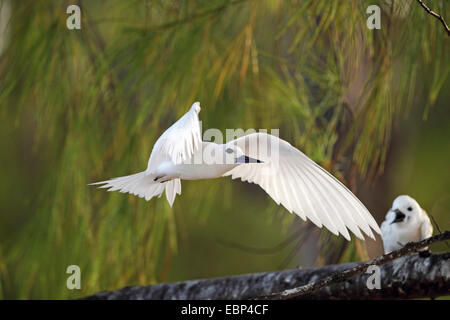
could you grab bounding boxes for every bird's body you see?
[381,195,433,254]
[91,102,381,241]
[152,142,237,181]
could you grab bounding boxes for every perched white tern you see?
[381,195,433,253]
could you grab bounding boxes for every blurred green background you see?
[0,0,448,299]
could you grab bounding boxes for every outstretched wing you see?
[224,133,381,241]
[148,102,202,170]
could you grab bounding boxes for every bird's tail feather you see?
[165,178,182,207]
[90,172,181,205]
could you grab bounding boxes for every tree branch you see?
[416,0,450,36]
[261,231,450,299]
[84,232,450,300]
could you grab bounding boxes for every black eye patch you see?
[407,207,412,211]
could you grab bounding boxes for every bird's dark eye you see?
[407,207,412,211]
[225,148,233,154]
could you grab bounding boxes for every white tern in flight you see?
[381,195,433,253]
[91,102,381,241]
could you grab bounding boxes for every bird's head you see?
[390,195,421,225]
[223,144,263,164]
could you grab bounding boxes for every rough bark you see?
[84,252,449,300]
[263,231,450,299]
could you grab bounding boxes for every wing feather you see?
[296,162,341,236]
[147,102,202,170]
[224,133,380,240]
[300,159,360,240]
[283,163,307,221]
[284,162,322,227]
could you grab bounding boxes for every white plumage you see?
[381,195,433,253]
[91,101,381,241]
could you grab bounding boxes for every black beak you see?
[391,209,406,224]
[235,155,263,164]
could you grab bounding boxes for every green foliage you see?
[0,0,448,298]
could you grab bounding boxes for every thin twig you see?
[428,212,450,249]
[258,230,450,300]
[416,0,450,36]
